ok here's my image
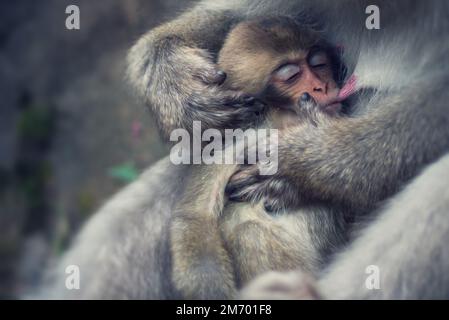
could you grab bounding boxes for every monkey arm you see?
[228,84,449,211]
[282,87,449,210]
[241,153,449,299]
[127,2,267,139]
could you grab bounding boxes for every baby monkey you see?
[170,17,348,299]
[219,17,344,121]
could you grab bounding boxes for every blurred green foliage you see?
[108,162,139,183]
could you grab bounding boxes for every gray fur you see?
[37,0,449,299]
[318,153,449,299]
[242,154,449,299]
[34,158,183,299]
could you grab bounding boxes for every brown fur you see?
[218,19,321,94]
[170,17,347,299]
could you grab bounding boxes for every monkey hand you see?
[225,163,300,214]
[128,39,265,139]
[239,270,320,300]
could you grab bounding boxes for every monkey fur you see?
[35,0,449,299]
[170,17,348,300]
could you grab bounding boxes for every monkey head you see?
[218,17,346,116]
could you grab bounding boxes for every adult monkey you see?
[37,0,449,299]
[127,0,449,299]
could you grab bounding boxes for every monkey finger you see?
[265,178,301,210]
[263,195,290,214]
[263,198,281,215]
[203,70,227,85]
[225,175,260,198]
[224,93,266,112]
[241,95,255,105]
[194,68,226,85]
[227,181,265,203]
[183,47,227,85]
[209,95,266,129]
[184,89,265,130]
[226,168,270,203]
[228,165,262,183]
[237,96,267,110]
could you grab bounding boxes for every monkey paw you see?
[189,92,267,130]
[129,43,267,137]
[239,270,320,300]
[225,165,299,213]
[171,47,268,130]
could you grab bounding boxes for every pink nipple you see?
[338,74,357,100]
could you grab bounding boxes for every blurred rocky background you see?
[0,0,193,299]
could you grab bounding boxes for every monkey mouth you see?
[322,74,358,115]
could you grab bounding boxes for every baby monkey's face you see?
[270,47,342,115]
[218,17,345,116]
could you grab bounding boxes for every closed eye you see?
[308,51,330,69]
[273,63,301,83]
